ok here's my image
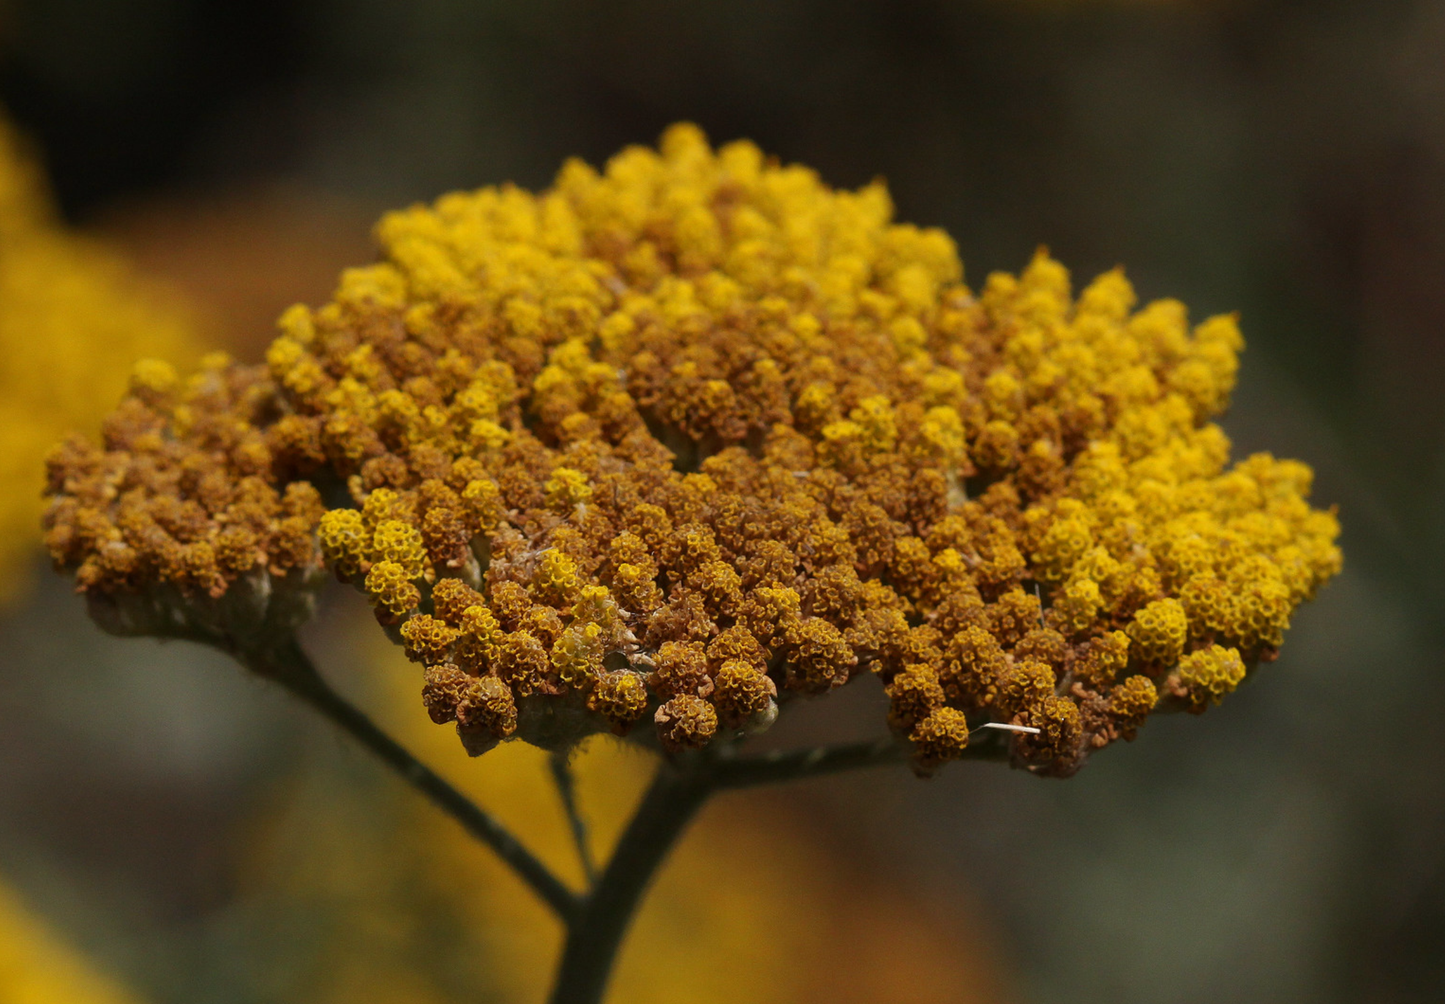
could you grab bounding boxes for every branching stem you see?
[547,757,712,1004]
[712,734,909,787]
[543,732,1007,1003]
[241,638,582,922]
[240,638,1000,1004]
[713,732,1008,788]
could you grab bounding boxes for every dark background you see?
[1,1,1442,1001]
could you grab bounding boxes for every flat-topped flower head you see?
[45,123,1341,775]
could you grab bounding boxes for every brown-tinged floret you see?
[1014,696,1084,772]
[707,626,769,671]
[738,586,803,649]
[910,707,971,773]
[739,538,797,590]
[610,561,664,615]
[1108,675,1158,737]
[655,695,718,752]
[521,605,565,649]
[400,614,460,665]
[785,617,856,694]
[496,632,548,697]
[587,670,649,733]
[849,579,910,659]
[457,675,519,737]
[45,124,1341,775]
[432,577,486,626]
[1074,630,1131,690]
[972,420,1020,473]
[688,559,743,618]
[644,590,717,648]
[931,589,986,639]
[648,640,712,699]
[710,660,777,728]
[1013,627,1069,675]
[997,659,1056,717]
[886,664,946,732]
[455,604,503,674]
[420,502,471,569]
[988,588,1042,648]
[422,662,472,725]
[885,625,944,676]
[213,526,262,576]
[803,562,865,624]
[939,625,1007,708]
[489,581,533,631]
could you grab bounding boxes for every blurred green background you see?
[0,0,1441,1001]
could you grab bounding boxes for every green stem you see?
[545,733,1006,1002]
[714,732,1007,788]
[547,757,713,1004]
[711,735,910,788]
[243,633,1000,1004]
[551,749,598,884]
[242,638,582,922]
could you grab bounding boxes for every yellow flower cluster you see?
[42,352,328,645]
[0,114,195,604]
[45,124,1340,774]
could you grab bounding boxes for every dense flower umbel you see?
[44,124,1340,774]
[42,355,327,648]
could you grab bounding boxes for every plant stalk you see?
[547,757,713,1004]
[242,638,582,922]
[244,636,998,1004]
[552,749,598,883]
[714,732,1007,788]
[543,731,1010,1002]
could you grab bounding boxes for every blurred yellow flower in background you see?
[0,108,198,1004]
[0,115,197,603]
[0,883,142,1004]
